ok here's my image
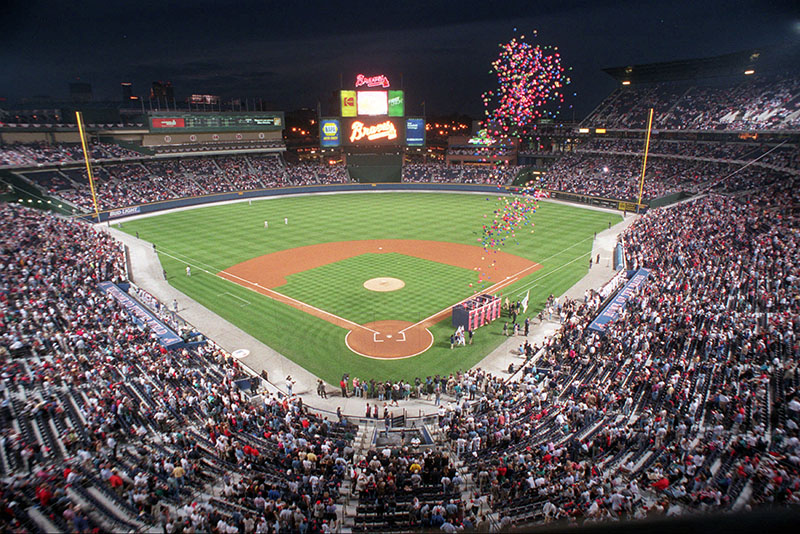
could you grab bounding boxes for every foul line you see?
[157,249,377,334]
[513,251,594,297]
[217,292,252,306]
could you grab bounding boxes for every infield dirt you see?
[219,239,540,358]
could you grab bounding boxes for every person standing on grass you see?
[186,265,191,276]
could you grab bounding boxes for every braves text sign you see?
[355,74,390,88]
[349,120,398,143]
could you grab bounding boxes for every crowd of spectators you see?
[584,74,800,131]
[540,141,798,201]
[1,146,799,531]
[426,176,800,527]
[403,163,521,185]
[0,142,140,167]
[16,155,350,212]
[0,203,358,533]
[577,138,800,173]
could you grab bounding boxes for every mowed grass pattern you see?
[119,193,620,384]
[276,253,478,324]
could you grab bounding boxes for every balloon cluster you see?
[480,183,540,251]
[471,180,545,290]
[481,30,572,139]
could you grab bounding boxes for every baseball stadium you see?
[2,3,800,533]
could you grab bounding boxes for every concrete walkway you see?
[104,200,638,418]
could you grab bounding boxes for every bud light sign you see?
[406,118,425,146]
[320,119,340,147]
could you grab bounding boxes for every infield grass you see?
[118,192,620,384]
[277,253,476,324]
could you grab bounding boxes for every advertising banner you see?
[320,119,341,147]
[151,117,186,129]
[588,268,650,333]
[406,118,425,146]
[388,90,404,117]
[108,206,142,219]
[98,282,183,347]
[341,90,357,117]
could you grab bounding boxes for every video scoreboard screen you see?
[325,73,422,148]
[149,112,284,133]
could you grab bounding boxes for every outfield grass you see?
[118,193,619,384]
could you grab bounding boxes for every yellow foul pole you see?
[75,111,101,221]
[637,108,654,210]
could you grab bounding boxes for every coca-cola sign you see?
[151,117,185,129]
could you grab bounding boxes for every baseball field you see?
[117,192,619,384]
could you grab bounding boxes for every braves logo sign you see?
[350,120,397,143]
[355,74,390,88]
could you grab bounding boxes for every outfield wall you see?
[80,183,520,222]
[79,182,646,223]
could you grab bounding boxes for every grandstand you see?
[1,53,800,534]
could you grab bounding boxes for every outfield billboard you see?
[320,119,341,147]
[406,118,425,146]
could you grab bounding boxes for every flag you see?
[521,290,530,313]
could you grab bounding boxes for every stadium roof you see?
[602,47,794,84]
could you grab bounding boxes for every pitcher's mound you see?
[363,277,405,292]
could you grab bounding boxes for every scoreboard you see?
[149,112,284,133]
[321,73,424,148]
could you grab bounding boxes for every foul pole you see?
[75,111,101,222]
[637,108,655,211]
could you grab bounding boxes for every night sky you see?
[2,0,798,118]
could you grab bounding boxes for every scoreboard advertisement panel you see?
[340,90,357,117]
[320,119,341,147]
[149,112,284,133]
[388,90,404,117]
[405,118,425,146]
